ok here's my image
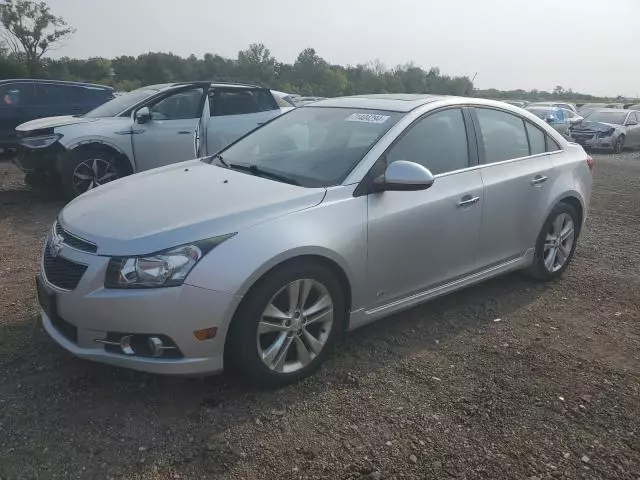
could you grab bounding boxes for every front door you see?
[471,107,554,268]
[132,87,207,171]
[367,108,484,306]
[205,88,282,154]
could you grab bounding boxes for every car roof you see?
[0,78,114,91]
[308,94,449,112]
[153,81,263,92]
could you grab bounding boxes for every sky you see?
[45,0,640,97]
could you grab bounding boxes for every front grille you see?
[571,132,595,140]
[55,222,97,253]
[50,315,78,344]
[43,246,88,290]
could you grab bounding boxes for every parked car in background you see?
[526,106,582,139]
[504,100,529,108]
[295,96,326,106]
[36,94,593,386]
[570,108,640,153]
[0,79,114,150]
[528,101,577,113]
[271,90,297,111]
[627,104,640,111]
[15,82,288,198]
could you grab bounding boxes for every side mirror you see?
[569,116,583,125]
[135,106,151,124]
[545,116,555,124]
[373,161,435,192]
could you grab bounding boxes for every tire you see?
[60,148,124,200]
[227,261,345,387]
[526,202,580,281]
[613,135,625,154]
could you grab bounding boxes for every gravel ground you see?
[1,152,639,480]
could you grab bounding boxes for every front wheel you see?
[526,202,580,281]
[613,135,625,154]
[60,149,123,199]
[227,261,345,387]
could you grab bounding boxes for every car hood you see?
[59,160,326,256]
[571,121,620,132]
[16,115,99,132]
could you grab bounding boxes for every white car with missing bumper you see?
[15,82,287,198]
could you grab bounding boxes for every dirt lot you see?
[1,153,639,480]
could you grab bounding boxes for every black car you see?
[0,79,114,149]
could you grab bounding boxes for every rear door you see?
[131,86,208,171]
[205,88,282,154]
[471,107,554,269]
[0,82,36,145]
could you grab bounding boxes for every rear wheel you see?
[613,135,625,154]
[60,149,124,199]
[227,261,345,387]
[526,202,580,281]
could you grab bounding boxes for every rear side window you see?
[36,84,73,105]
[546,136,561,152]
[210,89,278,116]
[525,122,546,155]
[0,82,36,106]
[386,108,469,175]
[475,108,530,163]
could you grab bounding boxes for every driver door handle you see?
[177,130,192,135]
[457,195,480,208]
[531,175,548,186]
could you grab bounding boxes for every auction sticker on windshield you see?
[345,113,390,124]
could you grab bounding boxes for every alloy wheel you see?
[543,213,575,273]
[256,279,334,374]
[72,158,119,193]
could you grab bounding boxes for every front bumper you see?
[13,143,66,174]
[571,134,615,150]
[37,240,242,376]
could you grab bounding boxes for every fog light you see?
[194,327,218,341]
[148,336,164,357]
[120,335,134,355]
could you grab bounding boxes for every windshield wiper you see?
[227,162,301,186]
[207,153,228,167]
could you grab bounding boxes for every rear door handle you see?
[177,131,192,135]
[457,195,480,208]
[531,175,548,186]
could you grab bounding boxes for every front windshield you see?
[83,88,159,118]
[528,108,556,120]
[584,110,627,125]
[212,107,403,187]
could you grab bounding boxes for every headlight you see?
[598,128,615,137]
[104,234,235,289]
[20,133,63,149]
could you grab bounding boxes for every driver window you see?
[386,108,470,175]
[149,88,203,120]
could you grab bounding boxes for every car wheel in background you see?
[227,261,345,387]
[613,135,625,154]
[526,202,580,281]
[60,148,124,199]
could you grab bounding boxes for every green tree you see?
[0,0,74,76]
[237,43,275,84]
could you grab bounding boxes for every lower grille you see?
[50,315,78,344]
[43,246,87,291]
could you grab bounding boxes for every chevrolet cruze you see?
[36,94,594,386]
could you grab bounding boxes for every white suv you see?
[15,82,287,198]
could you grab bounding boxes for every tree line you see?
[0,0,624,102]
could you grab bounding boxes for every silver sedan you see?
[37,95,594,386]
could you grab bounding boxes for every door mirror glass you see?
[569,116,583,125]
[374,160,435,192]
[545,115,555,124]
[135,106,151,124]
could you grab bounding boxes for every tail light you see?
[586,155,595,174]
